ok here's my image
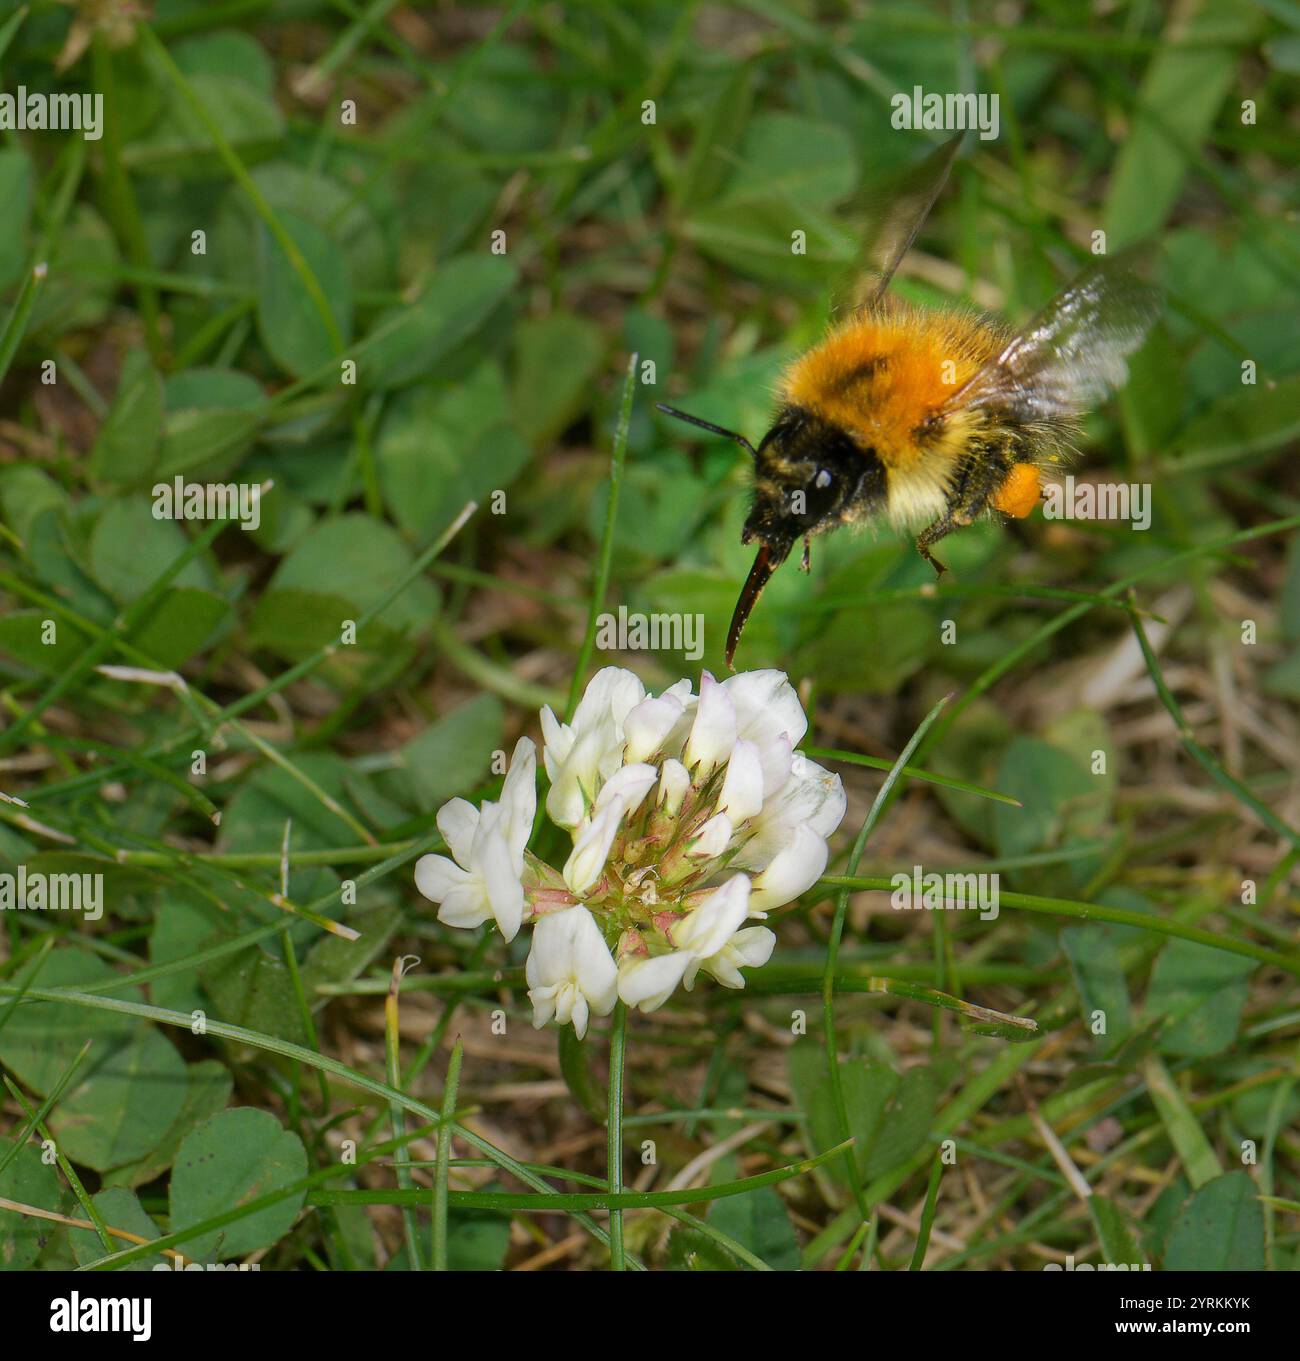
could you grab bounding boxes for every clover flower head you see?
[414,735,535,943]
[415,668,846,1036]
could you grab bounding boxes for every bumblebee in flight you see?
[657,134,1160,666]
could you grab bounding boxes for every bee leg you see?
[917,449,1006,574]
[915,518,955,577]
[800,535,812,573]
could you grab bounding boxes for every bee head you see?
[743,407,861,561]
[724,406,881,665]
[654,400,881,667]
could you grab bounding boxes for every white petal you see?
[759,732,795,801]
[623,693,684,764]
[434,799,479,868]
[528,908,618,1029]
[414,853,470,905]
[656,759,690,815]
[499,736,537,864]
[571,666,646,734]
[683,672,737,777]
[718,738,764,823]
[572,932,618,1017]
[674,875,751,958]
[551,982,576,1028]
[695,927,775,989]
[785,758,847,838]
[748,823,828,914]
[479,815,525,941]
[729,925,777,968]
[527,909,572,987]
[539,705,572,773]
[699,952,742,989]
[688,811,733,860]
[738,760,846,872]
[544,727,605,828]
[617,952,690,1012]
[721,668,807,751]
[593,762,658,819]
[528,982,558,1029]
[435,881,492,930]
[656,678,699,752]
[563,800,624,894]
[542,670,646,829]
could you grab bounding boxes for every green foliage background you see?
[0,0,1297,1273]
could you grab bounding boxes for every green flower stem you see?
[607,1002,628,1270]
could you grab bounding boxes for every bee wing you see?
[941,252,1161,424]
[833,133,965,316]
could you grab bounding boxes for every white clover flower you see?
[616,877,750,1011]
[747,822,830,916]
[688,811,733,861]
[416,668,845,1033]
[717,737,764,822]
[414,736,535,942]
[540,667,647,828]
[656,758,690,815]
[734,755,846,877]
[562,762,657,894]
[683,672,737,778]
[623,679,694,764]
[563,798,625,897]
[615,951,691,1013]
[687,925,776,990]
[671,874,752,957]
[722,669,805,793]
[526,906,617,1039]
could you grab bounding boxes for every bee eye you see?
[814,469,833,489]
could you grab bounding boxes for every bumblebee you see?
[657,134,1160,666]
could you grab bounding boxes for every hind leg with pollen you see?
[915,448,1017,576]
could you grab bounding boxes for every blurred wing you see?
[833,133,965,316]
[942,252,1161,424]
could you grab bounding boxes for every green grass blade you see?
[804,745,1021,806]
[431,1037,463,1271]
[566,352,637,720]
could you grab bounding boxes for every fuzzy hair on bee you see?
[657,133,1161,667]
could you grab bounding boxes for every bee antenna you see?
[655,403,758,459]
